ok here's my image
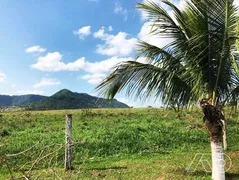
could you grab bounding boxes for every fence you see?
[0,114,78,179]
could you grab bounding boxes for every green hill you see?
[27,89,129,110]
[0,94,46,106]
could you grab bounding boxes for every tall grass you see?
[0,108,238,179]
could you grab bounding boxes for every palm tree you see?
[96,0,239,179]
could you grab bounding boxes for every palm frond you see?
[96,0,239,107]
[136,1,187,39]
[96,61,194,105]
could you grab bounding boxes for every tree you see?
[96,0,239,179]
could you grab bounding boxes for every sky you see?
[0,0,238,107]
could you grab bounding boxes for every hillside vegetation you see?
[27,89,129,110]
[0,108,238,179]
[0,94,46,106]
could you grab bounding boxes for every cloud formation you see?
[138,0,187,21]
[81,56,137,85]
[15,90,45,95]
[30,50,149,85]
[138,21,174,48]
[85,56,133,74]
[73,26,91,39]
[25,45,46,53]
[114,2,128,21]
[34,78,61,88]
[31,52,85,72]
[31,51,135,73]
[81,73,106,85]
[117,97,136,107]
[94,27,137,56]
[0,73,6,82]
[108,25,113,31]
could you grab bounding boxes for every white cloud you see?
[139,0,187,21]
[31,50,136,77]
[174,0,239,13]
[79,56,133,85]
[234,0,239,13]
[15,90,45,95]
[11,84,16,88]
[34,78,61,88]
[136,57,148,64]
[81,56,149,85]
[235,0,239,6]
[31,51,133,73]
[138,21,174,48]
[73,26,91,39]
[93,27,106,38]
[84,56,133,74]
[108,26,113,31]
[138,0,150,21]
[31,52,85,72]
[94,27,137,56]
[114,2,128,21]
[88,0,99,2]
[25,45,46,53]
[0,73,6,82]
[117,96,162,108]
[117,97,136,107]
[81,73,106,85]
[178,0,188,10]
[139,0,167,21]
[30,51,148,86]
[65,58,86,71]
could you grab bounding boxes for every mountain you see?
[0,94,46,106]
[27,89,129,110]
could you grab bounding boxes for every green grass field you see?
[0,108,239,179]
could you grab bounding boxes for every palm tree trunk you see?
[222,121,228,151]
[211,140,225,180]
[205,119,225,179]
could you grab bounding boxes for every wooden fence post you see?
[65,114,72,170]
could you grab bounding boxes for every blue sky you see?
[0,0,187,107]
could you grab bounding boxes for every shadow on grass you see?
[183,171,239,179]
[84,166,127,171]
[226,172,239,180]
[173,167,210,177]
[227,119,239,126]
[182,170,210,177]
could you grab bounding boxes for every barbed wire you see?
[0,139,89,179]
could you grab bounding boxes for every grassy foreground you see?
[0,108,239,179]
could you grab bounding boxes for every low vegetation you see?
[0,108,238,179]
